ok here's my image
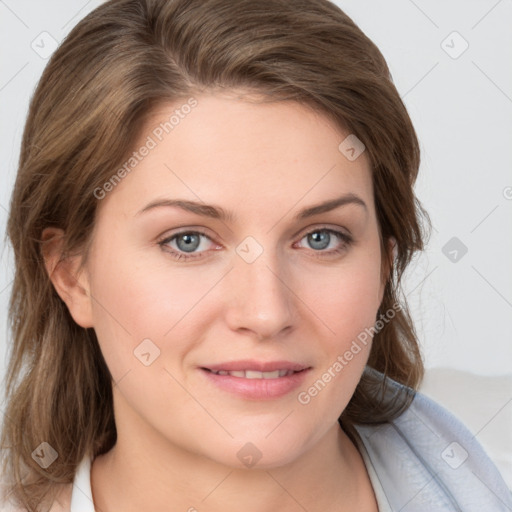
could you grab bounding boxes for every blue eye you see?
[296,228,353,257]
[158,230,215,260]
[174,232,201,252]
[158,227,353,262]
[303,230,338,250]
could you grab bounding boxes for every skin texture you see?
[44,91,389,511]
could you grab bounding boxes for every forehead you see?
[97,91,374,220]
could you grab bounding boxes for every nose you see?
[223,249,296,341]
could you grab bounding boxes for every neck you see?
[90,396,377,512]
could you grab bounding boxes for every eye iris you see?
[176,233,200,252]
[308,231,330,250]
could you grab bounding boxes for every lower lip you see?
[200,368,311,400]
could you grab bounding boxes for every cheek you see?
[294,264,380,423]
[87,248,221,379]
[292,248,382,405]
[303,250,383,345]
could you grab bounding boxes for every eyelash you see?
[157,226,353,262]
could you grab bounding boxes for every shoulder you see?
[353,371,512,511]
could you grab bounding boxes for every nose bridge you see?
[224,238,295,339]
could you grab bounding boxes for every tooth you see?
[245,370,264,379]
[212,369,296,378]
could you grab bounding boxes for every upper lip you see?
[202,360,310,372]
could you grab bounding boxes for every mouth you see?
[199,361,311,399]
[203,368,305,378]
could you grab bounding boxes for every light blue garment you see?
[67,370,512,511]
[353,370,512,511]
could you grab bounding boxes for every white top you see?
[69,457,93,512]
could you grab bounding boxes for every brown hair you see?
[1,0,430,509]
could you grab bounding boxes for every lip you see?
[199,360,311,400]
[204,360,309,373]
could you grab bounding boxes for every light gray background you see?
[1,0,511,392]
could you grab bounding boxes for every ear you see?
[41,227,94,328]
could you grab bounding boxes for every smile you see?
[200,363,311,400]
[206,369,299,378]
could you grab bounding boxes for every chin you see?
[202,429,316,471]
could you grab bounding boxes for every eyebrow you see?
[136,193,367,222]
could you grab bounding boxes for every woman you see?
[1,0,510,510]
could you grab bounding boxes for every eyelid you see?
[295,223,352,239]
[293,225,353,254]
[157,223,351,244]
[156,226,216,243]
[157,228,220,252]
[157,223,353,261]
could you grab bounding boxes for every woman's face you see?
[79,91,387,468]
